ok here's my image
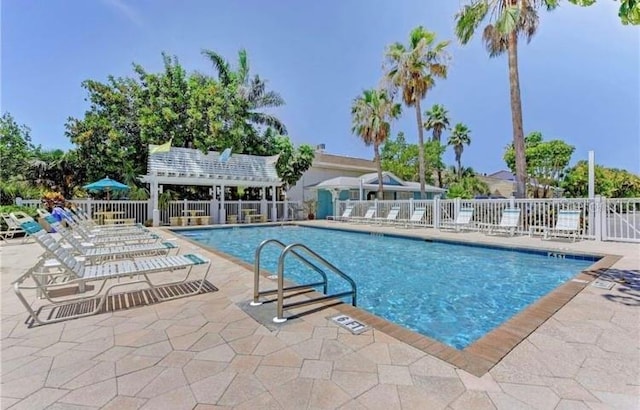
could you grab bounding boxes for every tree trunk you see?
[415,100,426,198]
[435,127,443,187]
[457,158,462,178]
[374,143,384,199]
[507,31,527,198]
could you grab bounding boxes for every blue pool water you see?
[179,226,595,349]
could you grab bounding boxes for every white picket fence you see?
[334,197,640,243]
[17,197,640,242]
[18,199,303,225]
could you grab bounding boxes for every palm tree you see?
[201,49,287,134]
[351,89,402,198]
[384,27,450,198]
[448,123,472,178]
[455,0,557,198]
[424,104,451,187]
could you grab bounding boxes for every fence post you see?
[87,198,93,221]
[594,195,604,241]
[374,198,379,217]
[284,196,289,221]
[509,196,516,208]
[434,196,441,229]
[409,197,414,218]
[454,197,461,217]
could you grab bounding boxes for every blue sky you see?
[2,0,639,173]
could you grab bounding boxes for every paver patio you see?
[1,221,638,409]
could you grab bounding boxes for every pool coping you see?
[165,222,622,377]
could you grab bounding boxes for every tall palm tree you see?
[351,89,402,198]
[455,0,556,198]
[384,27,450,198]
[424,104,451,187]
[448,123,472,178]
[201,49,287,134]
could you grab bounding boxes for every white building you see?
[286,145,377,202]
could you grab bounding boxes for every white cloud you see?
[101,0,143,27]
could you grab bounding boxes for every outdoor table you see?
[241,209,256,223]
[94,211,125,225]
[181,209,204,225]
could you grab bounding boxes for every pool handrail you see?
[274,243,357,323]
[252,239,329,305]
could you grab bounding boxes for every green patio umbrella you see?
[83,177,129,200]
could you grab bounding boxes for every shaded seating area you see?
[142,145,282,226]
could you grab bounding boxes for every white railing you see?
[18,199,304,225]
[604,198,640,242]
[17,196,640,242]
[334,197,640,243]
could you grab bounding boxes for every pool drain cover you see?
[591,279,615,290]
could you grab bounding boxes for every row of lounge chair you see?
[330,205,582,241]
[8,208,212,326]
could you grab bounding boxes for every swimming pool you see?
[178,225,596,349]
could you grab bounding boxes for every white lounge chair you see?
[1,212,25,242]
[328,204,354,221]
[440,208,474,232]
[375,206,401,225]
[13,220,211,326]
[396,207,426,228]
[12,212,159,246]
[350,206,376,223]
[480,208,521,236]
[542,210,582,242]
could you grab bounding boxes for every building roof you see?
[306,171,446,193]
[488,170,516,181]
[140,145,282,187]
[313,152,377,172]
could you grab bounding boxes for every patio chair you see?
[12,212,159,246]
[59,228,179,263]
[440,208,475,232]
[374,206,401,225]
[350,206,376,223]
[479,208,521,236]
[541,210,582,242]
[13,221,211,326]
[66,207,141,229]
[327,204,354,222]
[396,207,426,228]
[1,212,25,242]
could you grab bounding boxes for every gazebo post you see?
[271,185,278,222]
[219,184,226,224]
[150,179,159,227]
[260,187,267,219]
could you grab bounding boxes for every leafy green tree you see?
[562,161,640,198]
[424,104,450,187]
[26,149,84,198]
[381,133,444,185]
[202,48,287,134]
[272,134,315,192]
[569,0,639,24]
[384,26,450,198]
[0,113,35,182]
[351,89,402,198]
[448,123,472,178]
[444,166,490,198]
[504,131,574,197]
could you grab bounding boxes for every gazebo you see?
[140,145,282,226]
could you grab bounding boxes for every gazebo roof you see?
[140,145,282,187]
[306,171,446,193]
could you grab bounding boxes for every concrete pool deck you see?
[1,221,638,409]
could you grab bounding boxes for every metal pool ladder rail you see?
[250,239,357,323]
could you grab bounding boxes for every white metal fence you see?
[334,197,640,243]
[19,199,303,225]
[17,197,640,242]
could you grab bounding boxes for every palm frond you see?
[482,24,508,57]
[201,49,231,84]
[237,49,250,85]
[455,1,490,44]
[248,112,287,134]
